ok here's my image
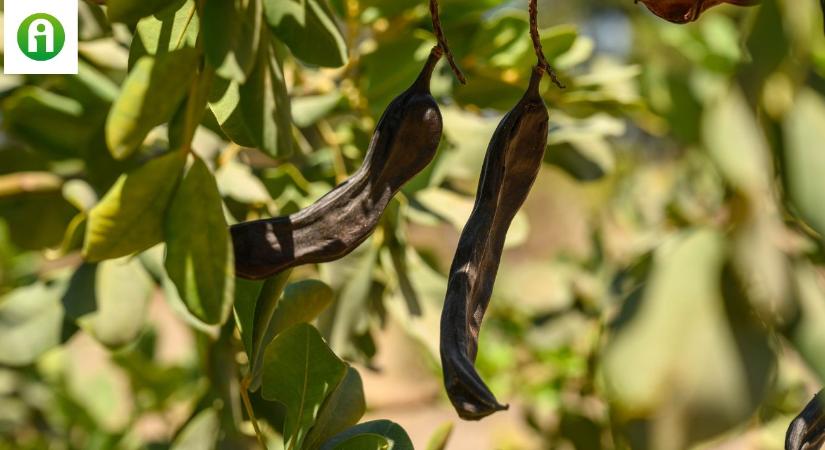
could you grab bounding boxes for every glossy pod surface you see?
[440,66,549,420]
[231,49,444,280]
[637,0,759,23]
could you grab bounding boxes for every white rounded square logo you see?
[3,0,78,74]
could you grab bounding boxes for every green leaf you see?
[305,367,367,450]
[233,278,267,357]
[250,278,333,391]
[425,422,454,450]
[0,187,77,251]
[263,0,348,67]
[262,323,347,450]
[164,156,234,325]
[203,0,262,83]
[3,87,102,159]
[209,41,293,158]
[784,89,825,238]
[107,0,169,24]
[789,263,825,382]
[129,0,199,67]
[106,49,199,159]
[83,151,185,262]
[63,259,154,348]
[602,230,775,449]
[171,408,220,450]
[138,244,219,335]
[702,88,772,196]
[215,160,273,204]
[235,270,291,365]
[0,282,66,366]
[291,92,342,127]
[267,280,335,340]
[330,434,390,450]
[320,242,380,360]
[320,420,413,450]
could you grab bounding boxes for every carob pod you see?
[635,0,759,23]
[231,48,444,280]
[439,66,549,420]
[786,389,825,450]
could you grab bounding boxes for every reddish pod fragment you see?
[636,0,759,23]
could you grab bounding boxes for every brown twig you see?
[428,0,466,84]
[528,0,564,88]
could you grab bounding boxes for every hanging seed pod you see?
[786,389,825,450]
[636,0,759,23]
[231,48,444,280]
[440,66,549,420]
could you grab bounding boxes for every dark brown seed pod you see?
[440,66,549,420]
[786,389,825,450]
[635,0,759,24]
[231,48,444,280]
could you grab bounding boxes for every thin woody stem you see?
[241,374,268,450]
[429,0,466,84]
[529,0,564,88]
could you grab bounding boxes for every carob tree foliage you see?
[2,0,825,448]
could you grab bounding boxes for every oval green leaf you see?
[164,156,234,325]
[106,48,199,159]
[263,0,348,68]
[203,0,261,83]
[209,41,292,158]
[83,151,185,262]
[262,323,347,450]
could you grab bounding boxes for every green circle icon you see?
[17,13,65,61]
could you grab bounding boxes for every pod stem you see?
[429,0,466,84]
[412,46,444,91]
[529,0,564,88]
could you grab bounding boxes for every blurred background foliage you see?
[1,0,825,448]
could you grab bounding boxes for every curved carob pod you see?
[635,0,759,24]
[439,66,550,420]
[231,48,444,280]
[786,389,825,450]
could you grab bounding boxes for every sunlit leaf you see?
[789,263,825,381]
[262,323,347,450]
[129,0,199,66]
[83,152,185,262]
[784,89,825,239]
[292,92,343,127]
[165,156,234,325]
[425,421,453,450]
[107,0,169,24]
[0,282,66,366]
[171,408,220,450]
[263,0,348,67]
[603,230,775,449]
[209,42,292,158]
[203,0,262,83]
[63,259,153,348]
[106,49,199,159]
